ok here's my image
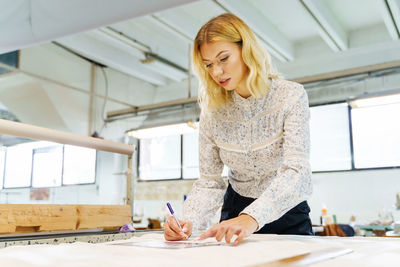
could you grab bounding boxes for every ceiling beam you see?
[300,0,348,52]
[91,28,146,60]
[379,0,400,40]
[111,18,189,74]
[215,0,294,62]
[92,27,188,82]
[59,25,191,83]
[294,60,400,84]
[145,15,193,44]
[58,33,169,85]
[153,9,202,40]
[278,38,400,80]
[389,0,400,34]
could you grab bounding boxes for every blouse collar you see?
[232,90,255,105]
[230,79,275,107]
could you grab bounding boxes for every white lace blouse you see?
[183,79,313,231]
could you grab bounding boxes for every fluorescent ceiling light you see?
[127,121,198,139]
[351,93,400,108]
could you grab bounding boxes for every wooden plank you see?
[39,216,77,231]
[0,204,132,233]
[76,205,131,230]
[0,204,76,217]
[0,216,16,234]
[76,205,131,216]
[7,216,77,231]
[77,215,131,230]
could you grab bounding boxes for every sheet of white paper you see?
[113,240,223,249]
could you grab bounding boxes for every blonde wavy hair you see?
[192,13,280,110]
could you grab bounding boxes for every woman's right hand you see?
[163,214,193,241]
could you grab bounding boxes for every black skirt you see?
[220,184,313,235]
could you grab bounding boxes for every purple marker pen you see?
[166,202,182,230]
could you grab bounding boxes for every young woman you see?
[164,13,313,245]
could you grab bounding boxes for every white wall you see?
[131,167,400,226]
[309,169,400,224]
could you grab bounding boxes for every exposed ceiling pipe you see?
[110,103,199,125]
[106,97,198,121]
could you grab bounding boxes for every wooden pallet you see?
[0,204,131,234]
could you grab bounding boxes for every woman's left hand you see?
[198,214,258,245]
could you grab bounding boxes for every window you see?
[63,145,96,185]
[139,135,181,180]
[0,146,5,189]
[4,141,56,188]
[32,145,63,187]
[308,93,400,171]
[309,103,352,171]
[0,51,18,75]
[137,125,233,180]
[2,140,96,188]
[4,142,35,188]
[351,94,400,168]
[182,131,199,179]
